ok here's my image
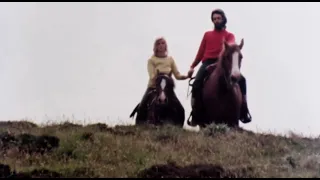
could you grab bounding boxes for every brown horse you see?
[188,39,245,129]
[130,70,185,128]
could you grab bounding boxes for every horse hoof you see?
[187,120,197,127]
[240,118,251,124]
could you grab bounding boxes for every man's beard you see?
[214,22,225,30]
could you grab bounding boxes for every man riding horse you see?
[131,37,189,126]
[187,9,252,126]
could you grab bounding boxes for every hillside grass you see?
[1,120,320,178]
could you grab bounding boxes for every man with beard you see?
[187,9,252,126]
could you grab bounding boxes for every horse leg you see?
[177,107,185,128]
[238,75,252,123]
[173,103,185,128]
[226,112,240,128]
[136,107,147,125]
[151,104,160,125]
[168,92,185,128]
[155,105,166,126]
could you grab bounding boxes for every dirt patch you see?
[0,121,38,130]
[0,132,59,155]
[137,162,257,178]
[0,164,11,177]
[80,132,94,142]
[85,123,109,131]
[47,122,83,131]
[0,163,62,178]
[86,123,136,136]
[22,168,62,178]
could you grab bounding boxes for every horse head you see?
[153,69,175,105]
[219,38,244,86]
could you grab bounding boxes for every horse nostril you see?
[158,97,168,104]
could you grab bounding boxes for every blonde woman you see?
[130,37,189,124]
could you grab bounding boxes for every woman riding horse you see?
[133,37,190,125]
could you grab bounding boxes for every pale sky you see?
[0,2,320,136]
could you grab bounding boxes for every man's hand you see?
[187,68,194,78]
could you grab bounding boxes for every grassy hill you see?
[0,120,320,178]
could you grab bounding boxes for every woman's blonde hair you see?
[153,36,168,57]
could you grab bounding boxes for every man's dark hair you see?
[211,9,227,29]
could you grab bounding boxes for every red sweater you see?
[190,29,235,68]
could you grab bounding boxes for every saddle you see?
[188,63,218,95]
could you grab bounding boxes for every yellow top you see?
[147,55,185,88]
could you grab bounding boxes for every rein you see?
[186,77,195,98]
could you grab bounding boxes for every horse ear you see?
[156,69,160,75]
[239,38,244,50]
[169,71,172,77]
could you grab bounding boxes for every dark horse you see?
[129,70,185,128]
[188,39,245,129]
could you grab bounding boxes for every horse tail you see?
[129,103,140,118]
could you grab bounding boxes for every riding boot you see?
[240,95,252,123]
[238,75,252,123]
